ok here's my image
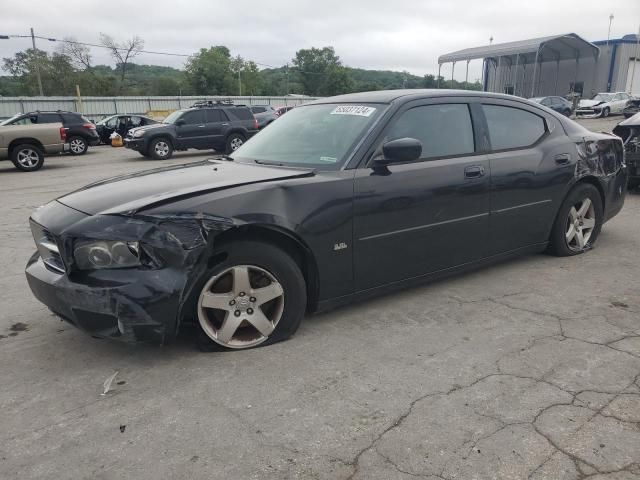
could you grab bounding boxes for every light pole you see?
[607,14,614,45]
[30,27,44,96]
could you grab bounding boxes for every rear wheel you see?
[149,138,173,160]
[194,241,306,351]
[11,144,44,172]
[225,133,245,154]
[548,183,602,256]
[68,136,88,155]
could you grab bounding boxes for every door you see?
[203,109,228,147]
[481,102,566,255]
[176,110,206,148]
[353,101,491,291]
[612,93,630,114]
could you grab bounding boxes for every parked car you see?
[529,96,573,116]
[275,106,295,116]
[124,103,258,159]
[0,122,68,171]
[25,90,626,350]
[250,105,279,128]
[623,98,640,118]
[613,113,640,189]
[0,111,99,155]
[576,92,634,118]
[95,114,158,144]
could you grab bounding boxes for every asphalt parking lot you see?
[1,116,639,479]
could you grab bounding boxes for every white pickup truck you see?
[0,122,68,171]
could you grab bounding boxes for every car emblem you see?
[334,242,348,251]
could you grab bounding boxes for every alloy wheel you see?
[230,137,243,151]
[70,138,86,154]
[16,148,39,168]
[565,197,596,251]
[155,141,170,157]
[197,265,285,349]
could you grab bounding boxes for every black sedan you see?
[529,96,573,116]
[25,90,627,351]
[95,114,158,144]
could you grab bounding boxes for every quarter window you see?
[206,109,226,122]
[385,104,475,160]
[38,113,61,123]
[483,105,546,151]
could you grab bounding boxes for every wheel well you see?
[227,129,246,140]
[576,176,605,210]
[149,135,174,148]
[8,138,44,154]
[212,225,320,312]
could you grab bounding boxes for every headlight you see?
[74,240,140,270]
[133,129,145,138]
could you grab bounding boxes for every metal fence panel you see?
[0,95,319,121]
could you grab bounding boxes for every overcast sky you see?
[1,0,639,81]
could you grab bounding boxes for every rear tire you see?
[225,133,245,154]
[11,144,44,172]
[547,183,603,257]
[68,136,88,155]
[193,240,306,352]
[149,138,173,160]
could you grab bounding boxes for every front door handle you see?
[555,153,571,165]
[464,165,486,179]
[197,125,205,128]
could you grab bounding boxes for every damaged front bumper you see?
[26,252,183,342]
[575,108,603,118]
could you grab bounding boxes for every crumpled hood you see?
[617,112,640,126]
[57,160,314,216]
[578,99,605,108]
[128,123,167,136]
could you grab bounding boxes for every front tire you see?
[11,144,44,171]
[601,107,610,118]
[548,183,603,256]
[194,241,306,351]
[68,136,88,155]
[225,133,245,154]
[149,138,173,160]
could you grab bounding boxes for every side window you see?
[483,105,546,151]
[228,108,253,121]
[540,98,552,107]
[129,116,143,127]
[385,104,475,160]
[251,106,266,114]
[9,116,31,125]
[180,110,205,125]
[105,117,118,128]
[38,113,61,123]
[205,109,226,122]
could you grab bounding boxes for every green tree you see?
[292,47,352,96]
[2,48,77,95]
[185,46,234,95]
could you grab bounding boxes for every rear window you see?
[226,108,253,121]
[251,106,267,114]
[483,105,546,151]
[61,113,83,123]
[38,113,61,123]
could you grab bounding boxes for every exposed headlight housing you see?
[74,240,141,270]
[132,129,145,138]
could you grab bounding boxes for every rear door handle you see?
[197,125,205,128]
[464,165,486,179]
[555,153,571,165]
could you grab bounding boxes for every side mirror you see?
[175,118,185,126]
[374,137,422,168]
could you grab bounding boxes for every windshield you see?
[0,113,25,126]
[593,94,613,102]
[231,103,386,169]
[163,111,183,124]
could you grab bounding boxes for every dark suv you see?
[0,111,100,155]
[124,102,259,159]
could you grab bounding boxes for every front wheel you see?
[225,133,245,154]
[11,144,44,171]
[548,183,603,256]
[601,107,610,118]
[68,136,88,155]
[194,241,306,351]
[148,138,173,160]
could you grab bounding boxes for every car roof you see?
[306,89,536,105]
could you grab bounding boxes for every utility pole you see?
[629,24,640,94]
[285,63,289,95]
[30,27,44,96]
[238,69,242,96]
[607,14,614,45]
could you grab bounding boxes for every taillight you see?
[83,123,96,130]
[59,127,67,141]
[254,118,259,129]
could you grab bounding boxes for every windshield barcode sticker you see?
[330,105,376,117]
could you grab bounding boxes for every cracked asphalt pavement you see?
[1,117,639,479]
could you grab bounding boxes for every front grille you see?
[30,220,65,274]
